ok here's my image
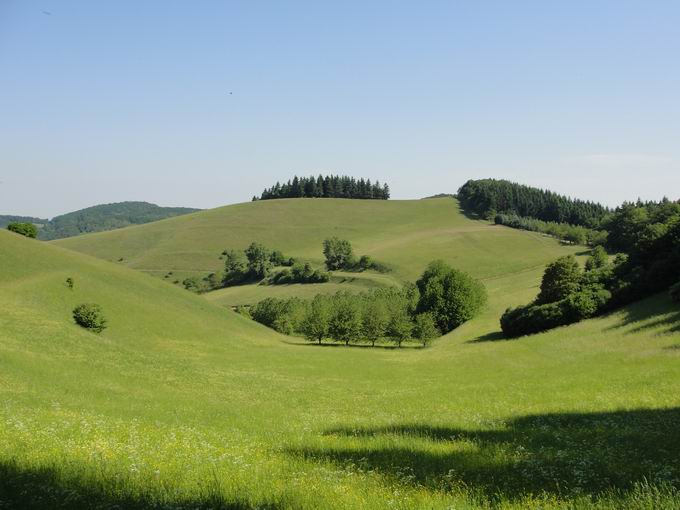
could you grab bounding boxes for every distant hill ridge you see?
[2,201,201,240]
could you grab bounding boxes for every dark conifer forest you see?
[256,175,390,201]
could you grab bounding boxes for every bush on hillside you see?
[323,237,354,270]
[270,263,329,284]
[73,303,107,333]
[416,260,487,333]
[7,222,38,238]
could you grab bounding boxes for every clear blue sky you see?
[2,1,679,217]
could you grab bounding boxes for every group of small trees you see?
[249,261,486,347]
[322,237,389,273]
[257,175,390,201]
[501,250,614,338]
[6,222,38,238]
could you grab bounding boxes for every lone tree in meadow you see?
[323,237,354,270]
[72,303,107,333]
[245,242,273,279]
[416,260,487,333]
[7,222,38,238]
[535,255,581,304]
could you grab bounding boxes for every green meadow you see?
[2,198,680,509]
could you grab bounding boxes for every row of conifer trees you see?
[255,175,390,201]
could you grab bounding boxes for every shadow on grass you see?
[466,331,507,343]
[0,460,283,510]
[605,295,680,336]
[287,407,680,501]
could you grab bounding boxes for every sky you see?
[1,1,680,218]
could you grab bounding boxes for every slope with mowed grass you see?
[2,229,680,508]
[54,197,583,305]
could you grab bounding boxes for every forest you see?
[256,175,390,200]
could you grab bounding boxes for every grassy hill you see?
[3,203,680,508]
[55,197,582,304]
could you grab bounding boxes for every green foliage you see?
[413,313,439,346]
[416,260,487,333]
[585,246,609,271]
[244,242,272,279]
[0,215,46,229]
[300,295,332,344]
[260,175,390,200]
[72,303,107,333]
[323,237,354,270]
[386,306,413,347]
[494,213,604,247]
[536,255,582,305]
[270,263,329,284]
[501,287,611,338]
[329,293,363,346]
[458,178,610,228]
[7,222,38,238]
[66,277,74,290]
[361,299,389,347]
[38,201,200,240]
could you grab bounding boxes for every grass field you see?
[3,199,680,509]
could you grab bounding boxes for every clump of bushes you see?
[322,237,390,273]
[72,303,107,333]
[7,222,38,238]
[501,253,613,338]
[250,261,485,347]
[270,262,329,284]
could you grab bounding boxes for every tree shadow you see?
[287,407,680,501]
[0,460,284,510]
[605,295,680,335]
[466,331,507,343]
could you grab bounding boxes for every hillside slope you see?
[36,201,201,240]
[54,198,582,305]
[3,215,680,508]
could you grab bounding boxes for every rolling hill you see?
[2,199,680,508]
[54,197,583,305]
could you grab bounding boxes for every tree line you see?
[247,260,487,347]
[256,175,390,201]
[501,198,680,337]
[493,213,608,247]
[458,179,610,228]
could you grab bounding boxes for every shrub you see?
[585,246,609,271]
[323,237,354,270]
[416,261,487,333]
[66,277,74,290]
[72,304,107,333]
[7,222,38,238]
